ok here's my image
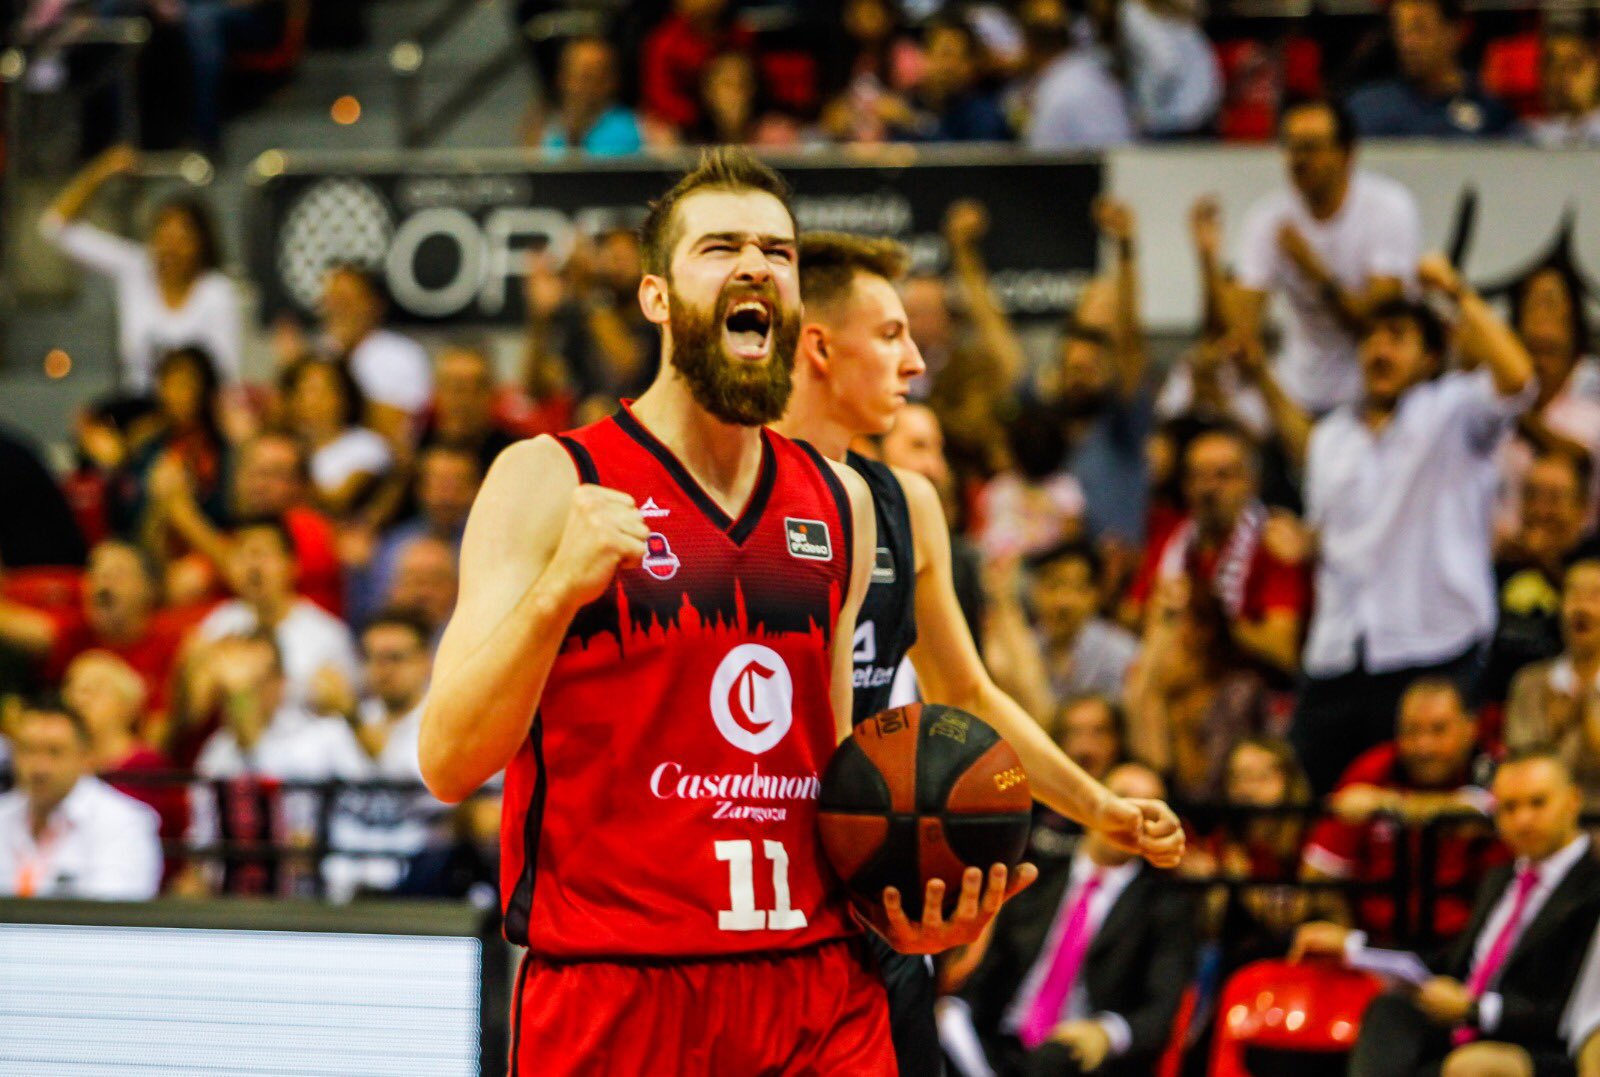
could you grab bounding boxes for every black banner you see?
[250,153,1103,326]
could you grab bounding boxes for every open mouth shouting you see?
[724,297,774,361]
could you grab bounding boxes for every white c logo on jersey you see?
[710,644,794,755]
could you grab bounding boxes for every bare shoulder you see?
[887,465,943,518]
[460,435,580,568]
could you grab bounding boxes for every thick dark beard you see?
[668,283,799,427]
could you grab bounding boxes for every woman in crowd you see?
[1127,577,1270,803]
[119,348,231,542]
[688,51,800,147]
[279,360,392,518]
[40,145,241,393]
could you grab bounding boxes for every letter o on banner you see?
[386,207,485,317]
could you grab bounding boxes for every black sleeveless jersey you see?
[846,451,918,724]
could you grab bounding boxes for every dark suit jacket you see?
[1431,847,1600,1055]
[962,857,1196,1069]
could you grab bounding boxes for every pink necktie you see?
[1453,866,1541,1046]
[1020,870,1105,1050]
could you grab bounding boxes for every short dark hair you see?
[1183,422,1262,484]
[364,607,434,650]
[798,232,909,314]
[1532,448,1594,497]
[1400,675,1469,717]
[639,147,795,278]
[21,693,92,746]
[1396,0,1464,21]
[1497,743,1575,786]
[1053,693,1128,749]
[1281,95,1358,152]
[1027,538,1102,580]
[1366,297,1448,359]
[231,514,296,558]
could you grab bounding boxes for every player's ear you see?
[639,273,670,326]
[799,322,830,375]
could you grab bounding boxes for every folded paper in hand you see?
[1349,947,1431,986]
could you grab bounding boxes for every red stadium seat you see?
[1481,32,1543,117]
[1216,37,1324,142]
[1209,958,1381,1077]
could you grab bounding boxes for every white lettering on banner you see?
[384,207,484,316]
[792,194,914,235]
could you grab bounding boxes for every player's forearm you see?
[419,582,580,802]
[1110,239,1146,397]
[951,246,1028,387]
[966,679,1109,825]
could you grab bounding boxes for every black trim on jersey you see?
[509,952,532,1077]
[504,714,546,948]
[796,439,854,589]
[846,452,919,723]
[613,407,776,545]
[554,435,599,485]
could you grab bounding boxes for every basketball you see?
[817,703,1033,923]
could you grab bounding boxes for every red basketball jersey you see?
[500,402,858,959]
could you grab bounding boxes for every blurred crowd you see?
[6,3,1600,1073]
[8,0,1600,154]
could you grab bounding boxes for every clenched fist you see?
[542,485,650,610]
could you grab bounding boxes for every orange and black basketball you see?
[817,703,1032,923]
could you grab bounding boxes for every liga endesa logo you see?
[709,644,793,754]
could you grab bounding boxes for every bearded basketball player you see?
[772,232,1185,1075]
[419,150,1031,1075]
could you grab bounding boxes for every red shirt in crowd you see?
[640,14,755,128]
[104,745,190,887]
[283,506,343,618]
[1127,513,1310,625]
[42,604,208,719]
[1302,742,1506,944]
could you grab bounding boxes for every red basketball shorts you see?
[509,937,897,1076]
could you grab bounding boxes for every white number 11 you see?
[714,839,808,931]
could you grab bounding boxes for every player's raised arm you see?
[896,466,1184,868]
[419,436,647,802]
[828,461,877,745]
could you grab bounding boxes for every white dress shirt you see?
[322,699,448,902]
[1002,850,1144,1056]
[1467,834,1592,1033]
[39,214,242,391]
[199,597,363,709]
[1236,170,1421,413]
[0,777,161,900]
[1303,370,1537,677]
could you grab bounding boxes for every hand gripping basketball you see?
[543,485,650,609]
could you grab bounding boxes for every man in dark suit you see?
[1292,746,1600,1077]
[955,762,1196,1076]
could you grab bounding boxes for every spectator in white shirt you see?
[0,700,161,900]
[1233,99,1422,414]
[280,358,394,517]
[312,609,447,901]
[1527,29,1600,149]
[1280,258,1538,794]
[39,145,240,393]
[186,634,369,897]
[318,265,432,441]
[195,517,361,710]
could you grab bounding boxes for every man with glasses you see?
[1232,97,1422,414]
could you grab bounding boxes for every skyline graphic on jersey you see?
[563,574,840,663]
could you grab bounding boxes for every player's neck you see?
[631,380,766,510]
[771,392,853,462]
